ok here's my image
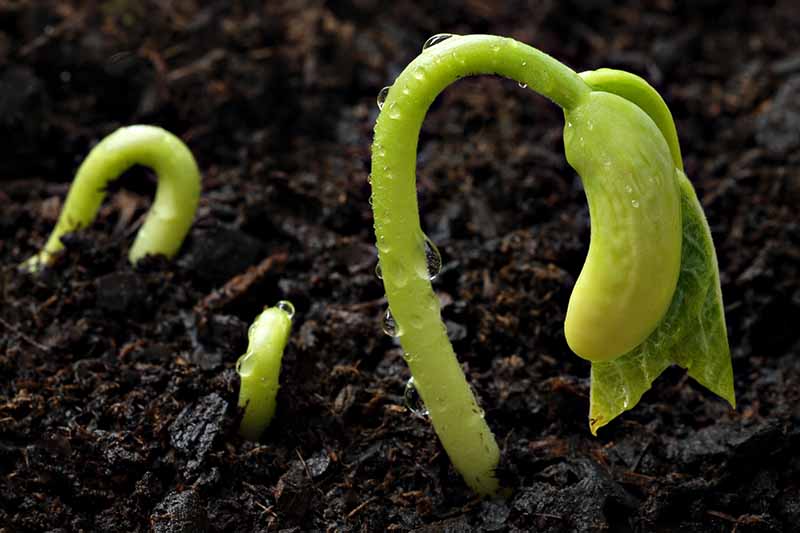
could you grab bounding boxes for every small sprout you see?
[23,125,201,271]
[237,301,295,441]
[370,34,734,495]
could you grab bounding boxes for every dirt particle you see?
[756,75,800,155]
[169,393,229,472]
[150,489,208,533]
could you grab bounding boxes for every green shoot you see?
[23,125,201,271]
[370,34,733,494]
[237,301,295,441]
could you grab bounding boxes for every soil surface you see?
[2,1,799,532]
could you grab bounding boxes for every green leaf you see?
[588,170,735,435]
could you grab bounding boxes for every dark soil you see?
[1,1,799,531]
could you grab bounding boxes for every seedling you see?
[23,125,201,271]
[370,34,734,495]
[237,301,295,441]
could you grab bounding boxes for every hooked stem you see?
[371,35,589,495]
[23,125,201,271]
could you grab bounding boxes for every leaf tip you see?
[588,416,605,436]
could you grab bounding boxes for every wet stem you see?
[369,34,590,495]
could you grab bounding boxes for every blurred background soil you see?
[1,1,799,531]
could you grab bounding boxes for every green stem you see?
[237,301,295,441]
[24,125,201,271]
[371,35,590,495]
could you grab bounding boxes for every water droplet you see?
[404,377,429,419]
[403,351,418,363]
[625,185,633,194]
[377,86,390,109]
[521,60,527,67]
[631,199,640,208]
[375,261,383,279]
[422,33,455,51]
[422,234,442,280]
[276,300,295,319]
[518,82,528,89]
[413,66,427,81]
[382,308,402,337]
[393,268,409,288]
[236,352,255,376]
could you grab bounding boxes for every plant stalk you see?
[371,34,590,495]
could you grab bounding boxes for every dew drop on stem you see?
[404,377,429,419]
[377,86,390,110]
[276,300,295,319]
[403,350,417,363]
[421,234,442,280]
[422,33,455,51]
[382,307,402,337]
[375,261,383,279]
[236,351,255,376]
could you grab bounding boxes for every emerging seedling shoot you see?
[23,125,201,271]
[237,301,295,441]
[370,34,734,495]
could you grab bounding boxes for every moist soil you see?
[1,1,799,532]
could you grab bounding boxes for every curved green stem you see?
[371,35,590,495]
[23,125,201,271]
